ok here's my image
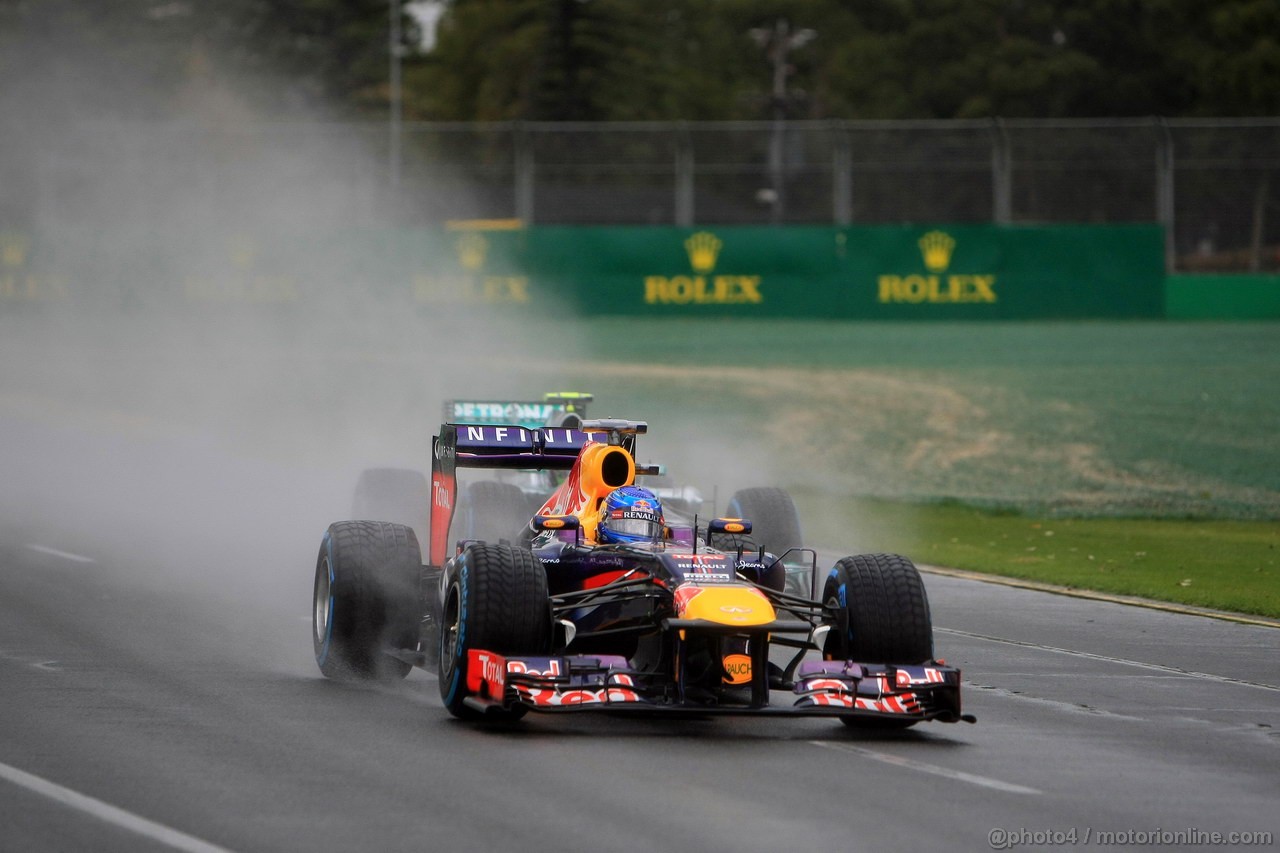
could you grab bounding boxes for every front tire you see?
[823,553,933,663]
[821,553,933,729]
[313,521,421,682]
[438,543,552,720]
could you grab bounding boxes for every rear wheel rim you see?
[313,558,332,647]
[441,586,461,676]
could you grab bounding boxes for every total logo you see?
[877,230,997,305]
[431,475,453,510]
[644,231,763,306]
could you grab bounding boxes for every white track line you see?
[809,740,1042,795]
[938,627,1280,692]
[25,544,95,564]
[0,760,233,853]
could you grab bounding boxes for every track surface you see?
[2,417,1278,852]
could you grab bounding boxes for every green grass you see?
[556,318,1280,615]
[14,312,1277,614]
[793,493,1280,618]
[560,318,1280,520]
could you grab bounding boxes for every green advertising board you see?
[348,221,1165,319]
[1165,274,1280,319]
[450,223,1166,320]
[2,223,1166,320]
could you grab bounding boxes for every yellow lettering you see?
[0,274,67,302]
[879,273,996,304]
[878,275,898,303]
[710,275,728,302]
[505,277,529,302]
[735,276,762,303]
[670,275,694,303]
[479,276,529,303]
[644,276,665,304]
[927,276,947,302]
[902,275,929,303]
[972,275,997,302]
[645,274,762,305]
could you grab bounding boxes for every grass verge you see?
[794,492,1280,618]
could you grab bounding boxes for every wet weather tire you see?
[726,487,802,556]
[351,468,429,548]
[461,481,533,544]
[438,543,552,720]
[708,533,784,592]
[313,521,421,682]
[822,553,933,664]
[822,553,933,730]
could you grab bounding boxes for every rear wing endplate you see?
[428,423,588,565]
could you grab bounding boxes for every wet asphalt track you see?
[2,416,1278,853]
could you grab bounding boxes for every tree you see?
[406,0,1280,121]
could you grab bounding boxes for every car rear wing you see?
[428,423,590,566]
[443,392,593,430]
[427,419,654,566]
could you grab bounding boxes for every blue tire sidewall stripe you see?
[443,560,469,705]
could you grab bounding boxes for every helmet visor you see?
[604,512,662,542]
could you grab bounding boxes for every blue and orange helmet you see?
[598,486,664,545]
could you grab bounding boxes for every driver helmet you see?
[598,486,664,545]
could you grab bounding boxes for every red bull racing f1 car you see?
[313,418,974,728]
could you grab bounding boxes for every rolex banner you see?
[514,224,1165,319]
[1,223,1165,319]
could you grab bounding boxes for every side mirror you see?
[534,514,580,531]
[707,517,752,536]
[534,514,581,544]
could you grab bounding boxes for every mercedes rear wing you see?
[443,392,593,430]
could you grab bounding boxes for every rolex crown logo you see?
[684,231,722,274]
[918,231,956,273]
[456,233,488,271]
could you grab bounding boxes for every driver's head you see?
[597,486,664,545]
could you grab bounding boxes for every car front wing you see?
[461,650,973,723]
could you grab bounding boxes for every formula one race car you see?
[312,418,974,728]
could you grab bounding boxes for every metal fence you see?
[19,118,1280,272]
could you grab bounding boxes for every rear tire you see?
[314,521,422,682]
[351,468,429,547]
[708,533,784,592]
[461,480,532,544]
[726,487,802,556]
[438,543,552,720]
